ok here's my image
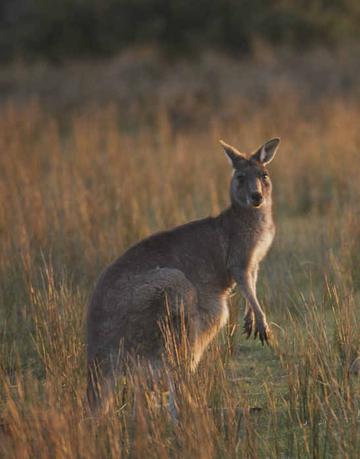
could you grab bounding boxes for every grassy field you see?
[0,47,360,458]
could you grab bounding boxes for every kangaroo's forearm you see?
[230,266,266,319]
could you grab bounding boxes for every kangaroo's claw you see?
[243,310,271,344]
[254,319,271,345]
[243,310,254,338]
[243,322,252,338]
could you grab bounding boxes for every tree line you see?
[1,0,359,61]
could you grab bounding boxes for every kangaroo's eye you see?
[262,173,269,181]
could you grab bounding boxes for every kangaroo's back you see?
[101,215,229,285]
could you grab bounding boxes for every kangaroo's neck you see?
[218,201,274,236]
[214,200,274,275]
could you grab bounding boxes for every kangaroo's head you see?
[220,138,280,209]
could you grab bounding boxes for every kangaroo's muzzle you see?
[251,192,263,207]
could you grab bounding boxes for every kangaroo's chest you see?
[251,226,275,265]
[228,220,275,272]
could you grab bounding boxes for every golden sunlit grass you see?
[0,50,360,457]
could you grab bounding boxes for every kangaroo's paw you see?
[254,317,271,345]
[243,309,255,338]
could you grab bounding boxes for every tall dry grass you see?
[0,50,360,457]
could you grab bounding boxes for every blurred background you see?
[1,1,360,125]
[1,0,360,60]
[1,2,360,457]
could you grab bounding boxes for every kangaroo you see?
[86,137,280,412]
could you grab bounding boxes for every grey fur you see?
[86,137,280,411]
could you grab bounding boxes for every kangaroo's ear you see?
[219,140,247,169]
[251,138,280,165]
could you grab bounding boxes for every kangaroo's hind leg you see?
[131,268,199,418]
[86,267,198,415]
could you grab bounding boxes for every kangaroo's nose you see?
[251,192,263,206]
